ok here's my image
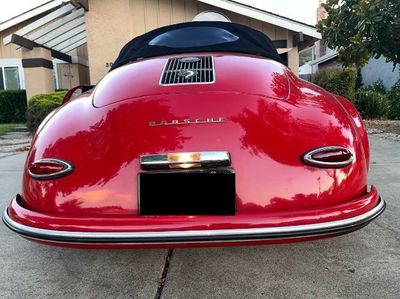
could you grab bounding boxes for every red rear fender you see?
[22,54,368,216]
[24,94,367,216]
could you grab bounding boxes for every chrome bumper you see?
[3,198,385,245]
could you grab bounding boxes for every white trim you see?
[60,37,86,53]
[0,1,65,33]
[197,0,321,38]
[53,61,60,90]
[3,3,74,45]
[277,48,293,54]
[45,24,86,48]
[0,59,25,89]
[310,51,338,66]
[23,8,85,45]
[34,16,85,45]
[52,31,86,50]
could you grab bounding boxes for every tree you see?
[316,0,400,68]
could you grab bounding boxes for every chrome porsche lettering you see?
[148,117,224,126]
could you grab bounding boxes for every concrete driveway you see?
[0,134,399,299]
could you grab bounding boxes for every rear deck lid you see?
[93,54,289,107]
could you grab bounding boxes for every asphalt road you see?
[0,134,399,299]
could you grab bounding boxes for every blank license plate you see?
[139,169,235,215]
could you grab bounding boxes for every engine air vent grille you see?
[160,56,215,85]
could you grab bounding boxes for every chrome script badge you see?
[149,117,224,127]
[178,69,198,80]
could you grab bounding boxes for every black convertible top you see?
[110,21,282,71]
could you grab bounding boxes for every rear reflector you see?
[29,159,74,180]
[140,151,230,170]
[302,146,354,168]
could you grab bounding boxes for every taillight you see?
[301,146,354,168]
[28,159,74,180]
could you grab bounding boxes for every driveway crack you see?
[154,249,174,299]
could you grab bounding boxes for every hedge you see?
[354,89,388,119]
[312,68,357,101]
[387,81,400,120]
[26,91,66,132]
[0,90,27,123]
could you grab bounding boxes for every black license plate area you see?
[139,169,235,215]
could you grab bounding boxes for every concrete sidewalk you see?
[0,125,31,158]
[0,135,399,298]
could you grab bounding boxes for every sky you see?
[0,0,320,25]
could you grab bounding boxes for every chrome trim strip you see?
[28,158,74,180]
[140,151,231,170]
[302,146,354,168]
[2,197,385,244]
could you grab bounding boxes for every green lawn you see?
[0,123,23,137]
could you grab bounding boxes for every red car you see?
[3,22,385,248]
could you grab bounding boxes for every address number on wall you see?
[105,62,114,68]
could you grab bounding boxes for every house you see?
[0,0,90,98]
[305,2,400,90]
[308,44,400,90]
[0,0,321,99]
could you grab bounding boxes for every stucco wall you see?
[0,21,33,59]
[22,47,54,99]
[86,0,298,83]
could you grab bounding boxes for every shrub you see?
[0,90,27,123]
[361,79,387,94]
[313,68,357,101]
[387,81,400,120]
[26,91,66,132]
[370,79,387,94]
[354,89,388,119]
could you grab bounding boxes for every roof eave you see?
[197,0,321,39]
[0,0,64,33]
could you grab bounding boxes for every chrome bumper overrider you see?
[3,198,385,244]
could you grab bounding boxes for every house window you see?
[0,66,21,90]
